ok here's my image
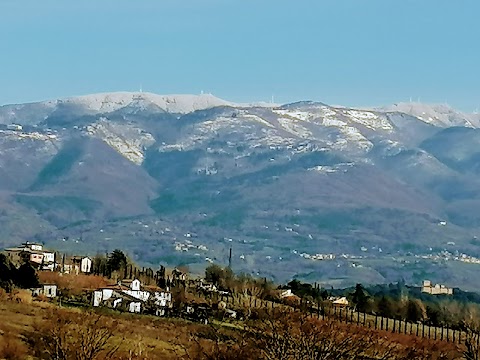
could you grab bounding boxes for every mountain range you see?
[1,92,480,290]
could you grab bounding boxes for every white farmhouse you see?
[31,284,57,298]
[92,279,171,314]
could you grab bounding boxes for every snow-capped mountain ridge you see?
[2,92,477,167]
[2,92,480,289]
[61,92,234,114]
[378,102,480,128]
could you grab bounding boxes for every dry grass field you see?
[0,290,210,359]
[0,288,470,360]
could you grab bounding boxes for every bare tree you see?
[463,322,480,360]
[29,309,120,360]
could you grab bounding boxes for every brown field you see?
[0,292,469,360]
[0,294,209,359]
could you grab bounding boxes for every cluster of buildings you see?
[174,240,208,253]
[421,280,453,295]
[4,242,92,274]
[296,251,336,261]
[93,278,172,315]
[417,250,480,266]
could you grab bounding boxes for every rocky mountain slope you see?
[1,92,480,289]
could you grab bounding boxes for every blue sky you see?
[0,0,478,110]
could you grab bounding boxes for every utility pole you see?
[228,247,232,269]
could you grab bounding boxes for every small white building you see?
[79,257,92,273]
[65,256,93,274]
[331,296,349,308]
[93,288,115,307]
[32,284,57,298]
[26,243,43,251]
[7,124,22,131]
[122,279,151,302]
[279,289,293,298]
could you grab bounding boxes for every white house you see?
[80,257,92,273]
[92,287,143,313]
[32,284,57,298]
[93,288,115,307]
[92,279,171,314]
[65,256,93,274]
[72,256,92,274]
[41,252,56,271]
[331,296,349,308]
[153,291,172,307]
[5,243,56,270]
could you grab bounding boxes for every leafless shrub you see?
[28,308,120,360]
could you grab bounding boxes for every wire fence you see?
[217,293,473,345]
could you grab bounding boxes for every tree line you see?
[203,264,480,330]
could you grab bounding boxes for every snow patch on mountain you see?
[273,109,314,122]
[86,118,155,165]
[380,102,479,128]
[277,117,314,139]
[241,113,275,128]
[342,110,394,131]
[65,92,234,114]
[0,129,57,142]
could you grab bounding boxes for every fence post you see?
[375,315,378,330]
[381,316,384,331]
[453,329,456,343]
[422,322,425,338]
[404,320,407,335]
[447,324,449,342]
[386,318,389,332]
[428,325,431,340]
[416,323,419,337]
[357,310,360,325]
[441,326,444,341]
[393,318,396,333]
[363,312,366,326]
